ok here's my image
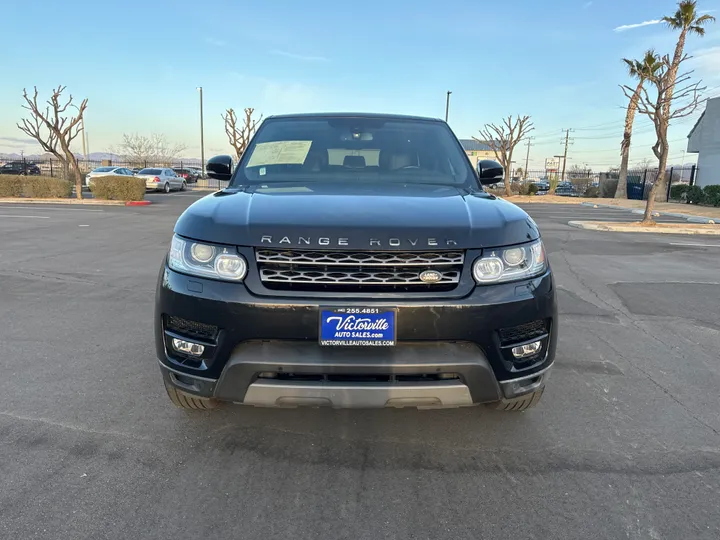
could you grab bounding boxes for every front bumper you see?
[155,264,557,408]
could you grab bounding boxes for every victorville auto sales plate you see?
[319,307,397,346]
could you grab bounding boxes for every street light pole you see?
[445,91,452,123]
[197,87,205,176]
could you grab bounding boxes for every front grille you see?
[255,249,465,292]
[165,316,218,341]
[498,319,548,347]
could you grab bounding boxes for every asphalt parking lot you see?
[1,196,719,540]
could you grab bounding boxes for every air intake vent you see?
[498,319,548,347]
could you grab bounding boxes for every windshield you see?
[139,168,162,175]
[234,117,475,188]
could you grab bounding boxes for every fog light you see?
[172,338,205,356]
[511,340,542,359]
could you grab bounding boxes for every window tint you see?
[93,167,115,172]
[237,117,474,187]
[139,168,162,175]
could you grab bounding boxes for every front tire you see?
[487,387,544,412]
[164,381,219,410]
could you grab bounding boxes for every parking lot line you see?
[669,242,720,248]
[0,214,50,219]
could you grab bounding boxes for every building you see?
[687,97,719,188]
[459,139,496,170]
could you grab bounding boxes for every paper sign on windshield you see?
[246,141,312,167]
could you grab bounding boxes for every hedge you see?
[90,175,146,201]
[686,185,705,204]
[0,175,72,198]
[670,184,690,200]
[703,185,720,207]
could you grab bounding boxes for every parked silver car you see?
[136,168,186,193]
[85,166,135,187]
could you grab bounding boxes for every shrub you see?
[90,175,146,201]
[22,176,72,198]
[510,182,521,194]
[685,185,705,205]
[528,183,539,195]
[584,186,600,198]
[600,178,618,198]
[0,176,24,197]
[670,184,690,201]
[0,175,71,198]
[703,185,720,207]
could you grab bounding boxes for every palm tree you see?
[645,0,716,201]
[662,1,716,112]
[616,50,661,199]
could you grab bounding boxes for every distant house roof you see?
[459,139,493,152]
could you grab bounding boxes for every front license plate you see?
[319,308,396,346]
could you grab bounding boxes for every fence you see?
[0,157,231,190]
[2,157,702,199]
[511,166,699,201]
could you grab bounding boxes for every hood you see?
[174,183,539,249]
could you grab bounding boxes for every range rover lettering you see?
[154,113,557,411]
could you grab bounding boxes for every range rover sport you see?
[154,113,557,411]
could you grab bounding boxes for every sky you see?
[1,0,719,170]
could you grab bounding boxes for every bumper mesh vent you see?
[498,319,548,347]
[166,316,218,341]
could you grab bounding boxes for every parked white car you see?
[136,168,187,193]
[85,166,135,187]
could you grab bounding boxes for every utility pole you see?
[445,91,452,123]
[560,128,573,183]
[523,138,533,180]
[197,87,205,176]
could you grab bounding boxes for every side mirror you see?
[206,155,234,181]
[477,160,504,185]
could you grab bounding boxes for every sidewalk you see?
[504,195,720,222]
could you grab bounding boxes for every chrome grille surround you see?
[255,249,464,266]
[255,249,465,288]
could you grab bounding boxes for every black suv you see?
[154,113,557,411]
[0,161,41,175]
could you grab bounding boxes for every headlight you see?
[168,235,247,281]
[472,240,546,284]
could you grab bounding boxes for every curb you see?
[580,201,718,223]
[125,200,153,206]
[568,220,720,235]
[0,198,126,206]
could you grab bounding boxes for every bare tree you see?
[118,133,187,167]
[622,55,704,223]
[17,86,87,198]
[222,108,263,160]
[474,115,534,197]
[636,157,655,170]
[617,50,661,199]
